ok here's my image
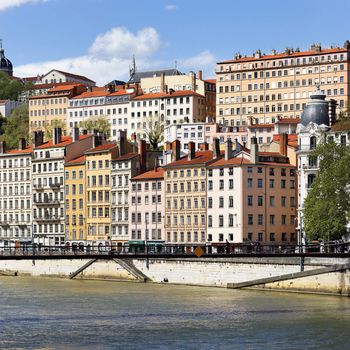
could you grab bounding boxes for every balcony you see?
[49,183,61,190]
[0,221,9,227]
[33,183,45,190]
[34,215,61,222]
[34,199,60,206]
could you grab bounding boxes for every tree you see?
[0,104,29,149]
[0,72,31,101]
[303,139,350,241]
[44,118,66,140]
[144,115,164,150]
[79,116,110,138]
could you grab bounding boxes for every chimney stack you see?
[0,141,6,154]
[188,141,196,160]
[225,139,233,160]
[171,139,181,162]
[213,137,220,158]
[72,127,80,142]
[33,131,44,147]
[250,137,259,164]
[118,130,127,155]
[139,139,147,172]
[200,142,209,151]
[53,127,62,145]
[279,133,288,157]
[197,70,203,80]
[191,71,196,92]
[160,72,166,93]
[18,138,26,150]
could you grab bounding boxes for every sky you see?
[0,0,350,85]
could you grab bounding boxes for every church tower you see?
[0,40,13,77]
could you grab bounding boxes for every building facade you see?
[216,42,350,127]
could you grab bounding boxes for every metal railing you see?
[0,241,349,258]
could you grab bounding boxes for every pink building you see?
[129,167,164,249]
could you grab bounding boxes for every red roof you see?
[248,123,275,129]
[218,47,346,65]
[28,81,81,90]
[208,156,251,167]
[35,134,91,149]
[65,155,86,165]
[132,167,164,180]
[72,88,133,100]
[204,79,216,84]
[132,90,204,100]
[85,143,117,154]
[113,152,138,161]
[49,83,85,92]
[276,118,300,124]
[5,147,33,155]
[165,150,214,167]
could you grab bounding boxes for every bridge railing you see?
[0,241,349,257]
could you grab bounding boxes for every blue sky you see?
[1,0,349,84]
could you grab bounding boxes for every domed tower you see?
[0,40,13,77]
[300,87,330,127]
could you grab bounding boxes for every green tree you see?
[44,118,67,140]
[303,139,350,241]
[79,116,110,138]
[0,72,30,101]
[145,115,164,150]
[0,104,29,149]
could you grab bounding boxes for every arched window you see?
[310,136,317,149]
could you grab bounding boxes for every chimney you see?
[191,71,196,91]
[200,142,209,151]
[118,130,126,156]
[92,134,102,149]
[213,137,220,158]
[18,138,26,150]
[188,141,196,160]
[250,137,259,164]
[33,131,44,147]
[53,127,62,145]
[171,139,180,162]
[197,70,203,80]
[225,139,233,160]
[160,72,166,93]
[72,127,80,142]
[139,139,147,172]
[0,141,5,154]
[279,133,288,157]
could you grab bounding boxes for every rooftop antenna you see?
[0,39,2,49]
[175,60,177,70]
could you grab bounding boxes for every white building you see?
[0,99,22,117]
[68,86,135,140]
[0,140,32,248]
[37,69,95,87]
[130,90,207,141]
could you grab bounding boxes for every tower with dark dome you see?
[0,40,13,77]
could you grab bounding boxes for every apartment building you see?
[207,138,297,248]
[130,90,207,140]
[0,140,32,248]
[29,84,87,134]
[64,155,87,246]
[216,41,350,127]
[85,143,118,245]
[36,69,95,87]
[163,140,214,245]
[32,128,93,246]
[68,86,136,139]
[129,167,164,247]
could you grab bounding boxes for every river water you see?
[0,277,349,350]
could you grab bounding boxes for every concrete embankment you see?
[0,255,349,296]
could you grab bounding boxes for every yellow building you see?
[216,42,350,126]
[163,140,214,245]
[64,155,87,245]
[29,83,87,135]
[85,143,118,246]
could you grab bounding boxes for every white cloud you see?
[164,4,178,11]
[14,26,217,85]
[89,27,161,59]
[0,0,47,11]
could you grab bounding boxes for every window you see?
[219,197,224,208]
[258,214,263,225]
[270,215,275,225]
[247,178,253,188]
[269,196,275,207]
[258,179,263,188]
[219,215,224,227]
[270,233,275,242]
[258,196,263,206]
[248,195,253,206]
[248,214,253,225]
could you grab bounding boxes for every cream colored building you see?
[216,42,350,127]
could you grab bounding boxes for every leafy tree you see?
[0,104,29,149]
[44,118,67,140]
[145,115,164,150]
[303,139,350,241]
[0,72,30,101]
[79,116,110,138]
